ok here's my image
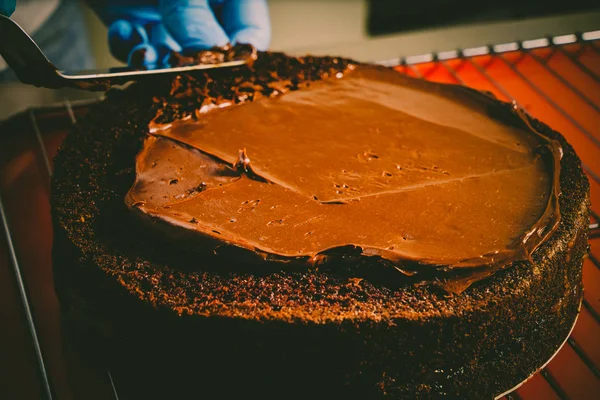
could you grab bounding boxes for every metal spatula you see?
[0,14,251,91]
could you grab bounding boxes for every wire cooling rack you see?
[0,30,599,400]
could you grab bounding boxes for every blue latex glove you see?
[88,0,271,67]
[0,0,15,16]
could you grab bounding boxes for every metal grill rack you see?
[1,31,599,400]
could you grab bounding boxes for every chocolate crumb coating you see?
[168,43,258,67]
[51,51,589,399]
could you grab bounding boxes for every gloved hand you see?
[0,0,15,16]
[87,0,270,67]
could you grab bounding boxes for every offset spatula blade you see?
[57,58,250,90]
[0,14,253,91]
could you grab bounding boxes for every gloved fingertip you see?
[155,45,175,67]
[231,30,271,52]
[108,19,133,37]
[108,20,150,63]
[128,44,159,68]
[158,0,230,53]
[148,23,182,66]
[219,0,271,51]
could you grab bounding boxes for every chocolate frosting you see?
[126,63,561,294]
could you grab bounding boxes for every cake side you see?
[51,55,589,399]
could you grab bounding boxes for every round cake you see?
[51,53,590,399]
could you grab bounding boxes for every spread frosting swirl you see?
[126,60,561,294]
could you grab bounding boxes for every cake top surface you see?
[126,62,561,294]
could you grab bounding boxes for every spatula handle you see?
[0,14,66,88]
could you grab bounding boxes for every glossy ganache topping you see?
[126,59,561,294]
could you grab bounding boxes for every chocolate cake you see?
[51,52,590,399]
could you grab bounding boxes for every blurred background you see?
[0,0,599,119]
